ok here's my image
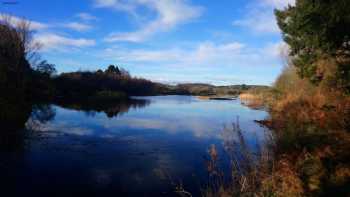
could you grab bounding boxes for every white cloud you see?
[189,42,245,63]
[263,42,289,58]
[0,13,48,30]
[35,33,96,51]
[102,41,245,64]
[94,0,137,13]
[232,0,295,34]
[98,40,286,87]
[94,0,203,42]
[76,12,98,21]
[64,22,93,32]
[233,11,279,34]
[262,0,295,9]
[95,0,121,7]
[97,40,284,85]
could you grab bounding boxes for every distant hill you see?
[161,83,269,96]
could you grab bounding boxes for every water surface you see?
[0,96,269,196]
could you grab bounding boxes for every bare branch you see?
[0,14,42,68]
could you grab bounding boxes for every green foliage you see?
[240,84,248,90]
[275,0,350,91]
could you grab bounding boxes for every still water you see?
[0,96,269,196]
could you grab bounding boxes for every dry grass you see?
[230,63,350,196]
[201,119,306,197]
[196,59,350,197]
[239,93,267,109]
[267,64,350,196]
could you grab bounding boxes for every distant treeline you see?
[53,65,165,102]
[53,68,264,101]
[167,83,268,96]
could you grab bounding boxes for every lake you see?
[0,96,270,196]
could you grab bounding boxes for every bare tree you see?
[0,14,42,68]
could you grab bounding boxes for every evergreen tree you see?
[275,0,350,91]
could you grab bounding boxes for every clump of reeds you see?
[239,88,274,110]
[202,118,305,197]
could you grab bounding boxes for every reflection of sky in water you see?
[6,96,270,196]
[44,96,268,140]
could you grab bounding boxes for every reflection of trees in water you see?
[0,102,56,184]
[0,103,56,152]
[0,101,32,132]
[1,98,149,152]
[1,98,150,150]
[56,98,150,118]
[25,104,56,131]
[0,101,31,152]
[31,105,56,124]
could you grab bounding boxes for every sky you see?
[0,0,295,85]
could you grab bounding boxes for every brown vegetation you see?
[211,62,350,197]
[203,119,305,197]
[239,87,272,109]
[243,63,350,196]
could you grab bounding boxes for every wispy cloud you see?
[0,13,48,30]
[262,0,295,9]
[263,42,289,58]
[98,41,284,87]
[232,10,280,34]
[63,22,93,32]
[232,0,295,34]
[1,13,96,52]
[101,41,245,64]
[94,0,138,13]
[95,38,283,85]
[76,12,98,21]
[94,0,203,42]
[35,33,96,51]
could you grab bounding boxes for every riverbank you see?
[234,68,350,196]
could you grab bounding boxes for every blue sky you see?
[0,0,295,85]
